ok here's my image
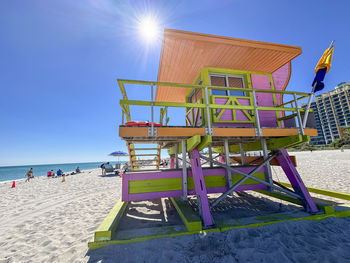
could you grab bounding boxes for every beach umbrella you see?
[108,151,128,165]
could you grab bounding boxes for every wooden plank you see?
[213,135,310,153]
[256,190,335,214]
[170,197,202,232]
[157,127,206,137]
[213,128,256,137]
[262,128,299,136]
[279,182,350,201]
[197,135,212,151]
[304,128,318,136]
[186,135,201,151]
[119,127,148,137]
[129,172,266,194]
[94,199,128,241]
[231,156,297,167]
[129,178,182,194]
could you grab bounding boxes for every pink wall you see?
[251,74,277,127]
[272,63,290,125]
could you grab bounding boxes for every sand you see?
[1,150,350,262]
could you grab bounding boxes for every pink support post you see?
[190,148,213,226]
[218,155,225,164]
[170,155,175,169]
[276,148,318,213]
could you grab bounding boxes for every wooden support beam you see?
[256,190,334,214]
[279,182,350,201]
[213,135,310,153]
[230,155,297,167]
[197,135,212,151]
[190,148,213,226]
[170,197,202,232]
[94,199,128,241]
[276,148,318,213]
[168,135,201,155]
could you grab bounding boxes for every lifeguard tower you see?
[89,29,350,249]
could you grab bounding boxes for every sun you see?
[138,16,159,43]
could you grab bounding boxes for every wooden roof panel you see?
[156,29,302,102]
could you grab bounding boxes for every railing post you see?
[151,83,154,136]
[224,139,233,188]
[261,138,273,189]
[181,139,187,200]
[239,143,245,165]
[175,143,179,169]
[293,93,304,135]
[165,106,168,126]
[208,145,213,168]
[121,111,125,125]
[204,86,213,136]
[252,90,262,136]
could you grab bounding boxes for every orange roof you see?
[156,29,302,102]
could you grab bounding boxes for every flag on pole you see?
[312,41,334,92]
[302,41,335,128]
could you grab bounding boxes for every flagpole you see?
[302,85,316,129]
[302,40,335,129]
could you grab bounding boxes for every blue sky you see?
[1,0,349,166]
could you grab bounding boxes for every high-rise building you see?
[302,82,350,145]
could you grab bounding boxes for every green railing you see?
[117,79,312,136]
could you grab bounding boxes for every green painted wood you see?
[94,199,128,241]
[187,135,201,151]
[120,100,206,108]
[170,197,202,232]
[214,135,310,153]
[198,136,212,151]
[129,178,182,194]
[279,182,350,201]
[168,135,202,155]
[129,173,266,194]
[256,190,335,214]
[117,79,311,96]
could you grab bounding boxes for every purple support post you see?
[190,148,213,226]
[276,148,318,213]
[170,155,175,169]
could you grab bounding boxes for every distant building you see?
[302,82,350,145]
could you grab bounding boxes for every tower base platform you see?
[88,186,350,250]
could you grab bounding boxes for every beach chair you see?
[104,165,114,174]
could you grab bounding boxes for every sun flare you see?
[138,16,159,42]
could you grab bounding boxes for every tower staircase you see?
[127,142,162,170]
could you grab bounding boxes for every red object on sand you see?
[125,121,162,127]
[11,181,15,188]
[119,171,122,178]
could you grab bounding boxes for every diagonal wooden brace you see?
[276,148,318,213]
[210,152,277,208]
[190,148,213,227]
[199,153,302,201]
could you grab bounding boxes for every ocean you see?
[0,161,125,182]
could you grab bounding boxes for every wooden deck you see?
[119,126,317,147]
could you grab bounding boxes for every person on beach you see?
[100,162,109,175]
[76,167,81,173]
[25,168,33,182]
[57,169,63,176]
[121,163,129,174]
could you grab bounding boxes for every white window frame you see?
[209,73,246,96]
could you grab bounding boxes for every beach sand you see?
[1,150,350,262]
